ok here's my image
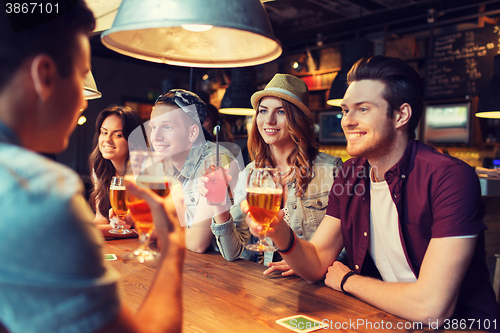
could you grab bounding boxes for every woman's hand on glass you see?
[109,209,134,230]
[197,173,232,197]
[198,173,233,218]
[240,199,263,237]
[263,259,296,276]
[241,199,295,254]
[240,199,285,238]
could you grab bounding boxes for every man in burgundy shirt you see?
[244,56,498,330]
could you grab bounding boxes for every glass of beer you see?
[109,176,133,235]
[124,151,171,263]
[245,168,283,252]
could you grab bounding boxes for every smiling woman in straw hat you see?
[206,73,344,267]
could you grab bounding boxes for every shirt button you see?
[296,230,303,236]
[355,264,359,270]
[292,204,297,209]
[317,199,322,206]
[364,232,367,237]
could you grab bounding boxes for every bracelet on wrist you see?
[277,229,296,255]
[340,270,356,295]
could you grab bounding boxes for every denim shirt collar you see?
[0,121,22,146]
[178,142,207,179]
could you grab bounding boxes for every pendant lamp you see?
[327,39,373,107]
[326,68,348,107]
[219,68,257,116]
[86,0,123,33]
[83,71,102,100]
[101,0,282,68]
[477,54,500,118]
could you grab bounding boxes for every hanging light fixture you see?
[327,39,373,107]
[83,71,102,100]
[101,0,282,68]
[86,0,123,33]
[477,54,500,118]
[219,68,257,116]
[326,69,347,107]
[77,115,87,126]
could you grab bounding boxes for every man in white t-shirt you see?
[245,56,498,331]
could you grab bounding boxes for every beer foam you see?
[247,188,283,194]
[110,185,126,190]
[124,174,169,184]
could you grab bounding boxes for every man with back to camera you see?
[245,55,499,331]
[0,1,186,332]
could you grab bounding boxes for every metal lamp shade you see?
[477,55,500,118]
[220,68,256,116]
[86,0,123,32]
[101,0,282,68]
[327,39,374,107]
[83,71,102,100]
[326,70,347,107]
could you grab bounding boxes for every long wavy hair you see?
[248,99,319,196]
[89,106,143,217]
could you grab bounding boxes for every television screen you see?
[423,102,471,144]
[318,111,346,144]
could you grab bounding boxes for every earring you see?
[190,139,194,143]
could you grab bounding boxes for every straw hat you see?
[251,73,313,120]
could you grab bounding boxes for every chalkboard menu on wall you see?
[426,26,500,100]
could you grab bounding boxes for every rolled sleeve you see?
[211,215,250,261]
[211,216,236,236]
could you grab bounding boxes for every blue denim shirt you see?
[0,121,120,333]
[173,141,243,228]
[211,152,342,265]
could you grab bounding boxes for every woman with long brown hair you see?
[207,73,343,266]
[89,105,143,238]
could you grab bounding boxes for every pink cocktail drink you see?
[205,165,227,206]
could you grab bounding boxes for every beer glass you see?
[109,176,133,235]
[124,151,170,263]
[245,168,283,252]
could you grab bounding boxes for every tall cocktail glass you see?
[124,151,170,263]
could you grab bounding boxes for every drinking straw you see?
[215,125,220,167]
[214,125,233,202]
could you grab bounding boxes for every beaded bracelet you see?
[277,230,296,255]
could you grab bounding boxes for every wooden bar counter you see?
[103,238,484,332]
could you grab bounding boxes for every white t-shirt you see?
[369,170,417,282]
